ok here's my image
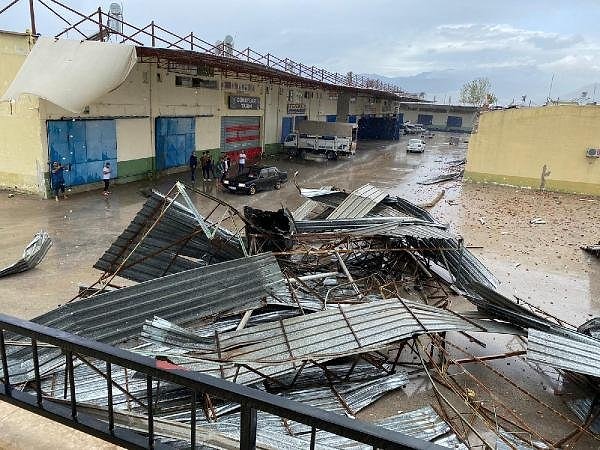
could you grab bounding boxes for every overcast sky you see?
[1,0,599,103]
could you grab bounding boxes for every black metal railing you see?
[0,313,441,450]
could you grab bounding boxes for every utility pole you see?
[547,73,555,102]
[28,0,36,35]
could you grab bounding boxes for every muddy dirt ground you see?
[0,132,599,448]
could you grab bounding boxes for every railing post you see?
[190,390,197,449]
[66,351,77,420]
[240,403,257,450]
[28,0,36,35]
[147,375,154,449]
[310,426,317,450]
[106,362,114,433]
[97,7,102,42]
[31,338,42,407]
[0,330,9,396]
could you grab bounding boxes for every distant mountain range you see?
[364,69,600,106]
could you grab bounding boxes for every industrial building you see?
[0,5,417,197]
[465,104,600,195]
[397,102,478,132]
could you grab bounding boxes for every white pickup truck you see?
[284,133,355,160]
[283,120,358,160]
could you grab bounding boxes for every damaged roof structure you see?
[3,182,600,449]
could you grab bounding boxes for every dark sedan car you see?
[223,165,288,195]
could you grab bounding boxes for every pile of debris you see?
[6,182,600,449]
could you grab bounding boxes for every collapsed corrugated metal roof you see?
[214,299,507,364]
[326,184,387,220]
[194,406,466,450]
[466,282,552,331]
[527,328,600,377]
[7,253,287,382]
[298,186,435,223]
[0,231,52,278]
[94,188,245,282]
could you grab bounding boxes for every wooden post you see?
[151,21,155,47]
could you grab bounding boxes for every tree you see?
[459,77,497,107]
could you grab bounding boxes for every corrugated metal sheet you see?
[216,299,483,364]
[6,253,287,382]
[300,188,435,223]
[467,283,552,331]
[276,372,409,418]
[292,199,320,220]
[327,184,387,220]
[196,406,465,450]
[527,328,600,377]
[0,231,52,278]
[94,190,245,282]
[567,397,600,434]
[294,218,452,240]
[305,406,467,450]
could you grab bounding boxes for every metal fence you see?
[0,312,442,450]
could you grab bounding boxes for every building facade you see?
[465,105,600,195]
[397,102,478,132]
[0,31,409,196]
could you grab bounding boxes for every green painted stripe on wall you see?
[118,157,154,178]
[264,143,283,155]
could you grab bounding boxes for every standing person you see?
[201,151,209,181]
[208,153,216,180]
[238,150,247,174]
[217,155,226,182]
[189,151,198,182]
[102,162,112,196]
[51,161,67,201]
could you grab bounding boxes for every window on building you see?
[176,75,218,89]
[417,114,433,126]
[288,90,294,101]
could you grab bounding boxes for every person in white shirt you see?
[238,151,246,174]
[102,162,112,196]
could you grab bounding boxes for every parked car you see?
[223,165,288,195]
[406,138,426,153]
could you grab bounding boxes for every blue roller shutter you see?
[155,117,196,170]
[417,114,433,126]
[447,116,463,128]
[47,119,117,187]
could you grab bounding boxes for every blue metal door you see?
[447,116,463,128]
[294,115,307,129]
[281,117,293,142]
[47,120,117,186]
[417,114,433,126]
[326,115,337,122]
[155,117,196,170]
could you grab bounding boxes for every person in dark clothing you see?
[189,152,198,182]
[217,155,226,182]
[51,161,67,201]
[201,151,210,181]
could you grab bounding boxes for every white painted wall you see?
[116,118,152,161]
